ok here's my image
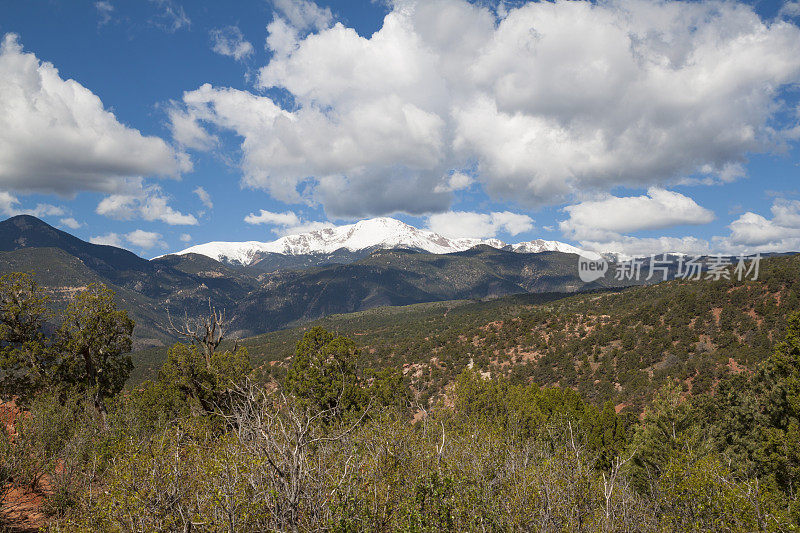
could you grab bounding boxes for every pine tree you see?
[57,284,134,426]
[285,327,367,417]
[0,273,57,405]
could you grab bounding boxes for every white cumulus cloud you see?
[245,209,301,226]
[91,229,168,252]
[171,0,800,217]
[0,191,65,218]
[560,189,715,241]
[771,198,800,227]
[168,107,218,150]
[780,1,800,18]
[727,212,799,246]
[0,34,184,194]
[715,199,800,252]
[434,171,474,193]
[126,229,166,250]
[59,217,82,229]
[581,236,713,258]
[96,183,198,225]
[90,232,123,247]
[427,210,533,239]
[244,208,333,236]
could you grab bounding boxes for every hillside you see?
[0,216,642,347]
[0,216,257,347]
[226,246,635,337]
[189,253,800,412]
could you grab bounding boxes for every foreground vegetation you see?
[2,269,800,531]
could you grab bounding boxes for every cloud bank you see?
[173,0,800,218]
[570,196,800,257]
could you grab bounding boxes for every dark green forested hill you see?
[0,215,646,348]
[172,253,799,412]
[227,246,636,337]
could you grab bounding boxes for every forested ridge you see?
[1,255,800,530]
[0,215,639,349]
[178,253,800,413]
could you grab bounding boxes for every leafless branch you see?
[167,299,230,368]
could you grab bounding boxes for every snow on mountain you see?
[511,239,585,255]
[166,217,583,266]
[258,218,503,256]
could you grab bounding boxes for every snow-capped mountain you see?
[511,239,585,255]
[167,217,583,266]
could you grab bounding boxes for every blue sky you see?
[1,0,799,257]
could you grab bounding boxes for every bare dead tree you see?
[167,299,229,369]
[602,451,636,533]
[226,381,370,533]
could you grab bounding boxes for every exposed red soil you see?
[727,357,749,374]
[1,401,50,532]
[2,485,48,532]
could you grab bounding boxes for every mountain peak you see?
[166,217,583,266]
[512,239,585,255]
[353,216,409,228]
[4,213,53,229]
[0,214,149,272]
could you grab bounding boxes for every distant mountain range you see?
[165,217,586,271]
[0,215,648,349]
